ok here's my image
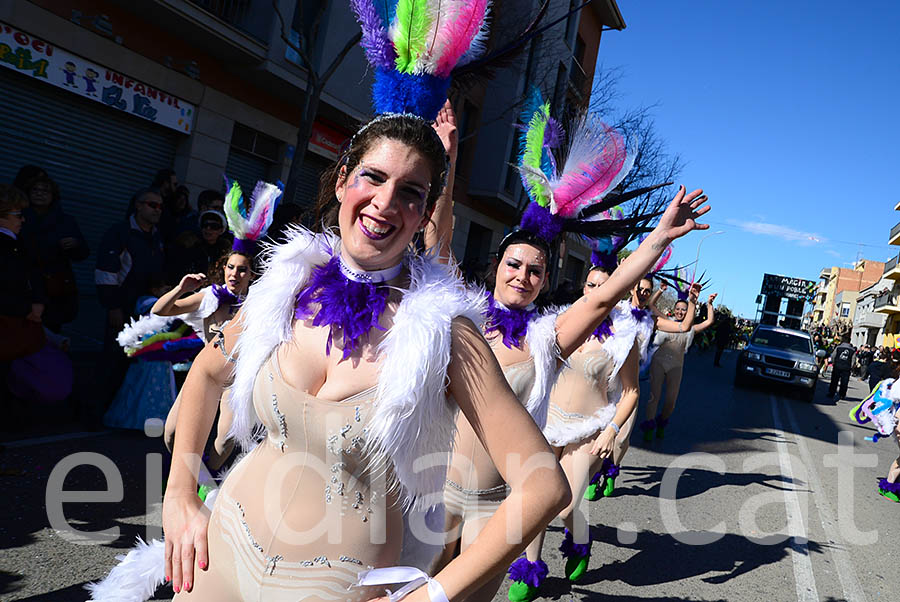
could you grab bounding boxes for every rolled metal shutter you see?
[0,68,179,348]
[224,148,269,196]
[293,154,330,209]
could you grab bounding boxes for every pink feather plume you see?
[551,117,635,218]
[435,0,489,76]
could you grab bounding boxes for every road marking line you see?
[779,397,868,602]
[769,395,819,602]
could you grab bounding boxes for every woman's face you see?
[223,253,252,295]
[632,278,653,308]
[28,182,53,209]
[494,243,547,308]
[582,269,610,297]
[673,300,689,321]
[336,138,432,271]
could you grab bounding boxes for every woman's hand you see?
[707,293,718,305]
[655,186,709,243]
[589,425,617,458]
[163,490,210,594]
[433,99,458,165]
[179,273,207,294]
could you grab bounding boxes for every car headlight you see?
[746,352,762,361]
[797,362,817,373]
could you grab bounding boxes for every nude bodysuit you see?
[179,354,403,601]
[543,345,617,447]
[444,353,536,518]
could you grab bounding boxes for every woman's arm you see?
[554,187,709,358]
[424,100,458,265]
[693,294,718,333]
[655,284,701,333]
[152,274,206,316]
[163,309,242,592]
[429,319,570,601]
[589,343,640,458]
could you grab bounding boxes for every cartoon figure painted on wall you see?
[83,67,99,96]
[62,60,77,87]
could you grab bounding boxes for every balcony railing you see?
[189,0,270,43]
[891,221,900,242]
[874,292,898,309]
[885,254,900,275]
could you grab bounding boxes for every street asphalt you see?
[1,348,897,601]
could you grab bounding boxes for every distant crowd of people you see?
[0,165,304,430]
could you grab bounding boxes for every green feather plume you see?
[393,0,431,74]
[523,102,552,207]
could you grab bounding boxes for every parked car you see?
[735,325,819,401]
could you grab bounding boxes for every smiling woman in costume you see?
[427,91,712,602]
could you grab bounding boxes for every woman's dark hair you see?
[24,174,61,204]
[13,165,47,191]
[587,263,614,277]
[0,183,28,216]
[496,229,552,269]
[310,115,448,231]
[674,299,689,308]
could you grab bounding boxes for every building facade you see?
[874,207,900,347]
[2,0,624,347]
[853,280,889,347]
[810,260,885,329]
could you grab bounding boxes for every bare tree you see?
[272,0,361,206]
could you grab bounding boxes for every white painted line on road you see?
[3,430,111,448]
[769,395,819,602]
[779,397,868,602]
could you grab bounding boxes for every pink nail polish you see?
[199,560,207,569]
[184,582,191,591]
[173,584,180,593]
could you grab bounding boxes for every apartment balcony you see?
[890,221,900,246]
[874,291,900,314]
[885,254,900,280]
[856,311,887,329]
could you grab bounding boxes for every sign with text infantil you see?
[0,22,194,133]
[760,274,817,301]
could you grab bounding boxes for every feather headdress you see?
[351,0,490,120]
[515,89,667,245]
[223,177,283,254]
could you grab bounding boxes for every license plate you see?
[765,368,791,378]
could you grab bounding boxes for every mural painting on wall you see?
[0,22,194,134]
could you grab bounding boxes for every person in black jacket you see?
[828,333,855,400]
[19,174,89,332]
[713,314,733,367]
[92,189,165,422]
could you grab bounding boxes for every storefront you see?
[0,21,193,347]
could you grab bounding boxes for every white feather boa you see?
[228,227,485,511]
[179,285,221,342]
[522,309,564,429]
[116,313,176,349]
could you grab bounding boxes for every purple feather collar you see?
[592,317,613,341]
[631,305,651,322]
[294,254,403,360]
[211,284,242,309]
[483,293,538,349]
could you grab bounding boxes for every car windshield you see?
[751,330,813,354]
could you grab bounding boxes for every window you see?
[231,123,280,162]
[841,304,850,317]
[457,100,478,170]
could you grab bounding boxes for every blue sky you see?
[594,1,900,317]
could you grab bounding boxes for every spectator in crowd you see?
[714,313,733,367]
[165,209,231,282]
[152,168,178,205]
[93,188,165,422]
[160,184,198,242]
[19,174,89,332]
[865,350,886,392]
[828,333,855,401]
[13,165,49,192]
[197,189,225,214]
[0,185,46,412]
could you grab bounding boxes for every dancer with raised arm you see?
[427,93,712,602]
[88,5,573,601]
[641,281,717,441]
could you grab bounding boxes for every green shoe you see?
[642,428,654,442]
[602,474,616,497]
[879,488,900,502]
[656,417,669,439]
[198,484,214,502]
[656,426,665,439]
[640,419,656,442]
[507,580,539,602]
[584,481,601,501]
[564,553,589,582]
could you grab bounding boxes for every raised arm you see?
[427,318,570,601]
[693,293,717,333]
[163,308,242,592]
[656,284,701,333]
[554,186,710,358]
[648,282,667,318]
[424,100,458,265]
[152,273,207,316]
